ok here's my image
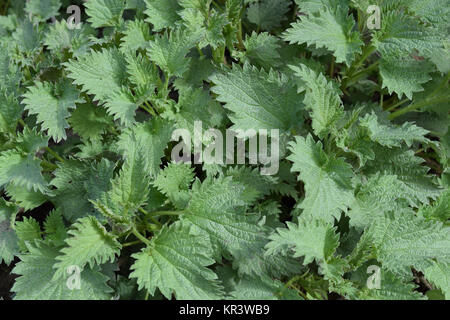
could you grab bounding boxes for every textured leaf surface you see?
[12,241,113,300]
[288,135,355,222]
[130,222,224,299]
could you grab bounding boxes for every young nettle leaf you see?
[12,240,113,300]
[284,3,363,66]
[130,221,224,300]
[44,20,94,57]
[0,200,19,265]
[231,274,303,300]
[85,0,126,28]
[288,135,355,222]
[247,0,291,31]
[120,19,152,53]
[266,216,339,266]
[117,118,174,177]
[15,217,42,252]
[69,103,114,141]
[23,80,83,142]
[0,90,23,134]
[53,216,121,280]
[364,212,450,276]
[290,64,344,137]
[147,29,196,77]
[25,0,61,22]
[144,0,183,31]
[153,163,195,209]
[108,143,151,214]
[64,48,128,102]
[210,62,304,133]
[0,150,48,193]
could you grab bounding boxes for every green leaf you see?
[0,200,19,265]
[130,221,224,299]
[0,89,22,134]
[147,29,195,77]
[363,147,442,207]
[231,275,303,300]
[365,212,450,276]
[53,216,121,280]
[210,63,304,132]
[290,64,344,137]
[25,0,61,22]
[247,0,291,31]
[358,270,425,300]
[108,144,151,215]
[266,216,339,265]
[23,80,83,142]
[120,19,152,53]
[284,4,363,66]
[0,150,48,193]
[419,189,450,222]
[287,135,355,222]
[12,240,113,300]
[239,32,282,70]
[424,261,450,299]
[153,163,195,209]
[15,217,42,252]
[359,112,431,148]
[44,20,94,57]
[44,210,68,247]
[104,87,141,127]
[69,103,113,141]
[5,183,47,211]
[64,48,128,102]
[85,0,126,28]
[117,118,174,177]
[144,0,182,31]
[379,55,434,100]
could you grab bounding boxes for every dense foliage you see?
[0,0,449,300]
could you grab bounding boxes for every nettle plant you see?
[0,0,449,300]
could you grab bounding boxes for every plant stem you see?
[148,210,186,217]
[131,226,151,246]
[389,69,449,119]
[384,99,409,112]
[237,20,245,50]
[45,147,64,163]
[41,160,58,171]
[342,45,377,89]
[139,208,163,228]
[122,240,142,247]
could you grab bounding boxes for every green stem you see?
[389,72,449,119]
[196,46,205,57]
[45,147,64,163]
[344,60,379,88]
[139,208,163,228]
[41,160,58,171]
[122,240,142,247]
[388,96,449,120]
[141,101,157,117]
[384,99,409,112]
[342,45,377,89]
[237,20,245,50]
[148,210,186,217]
[132,226,151,246]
